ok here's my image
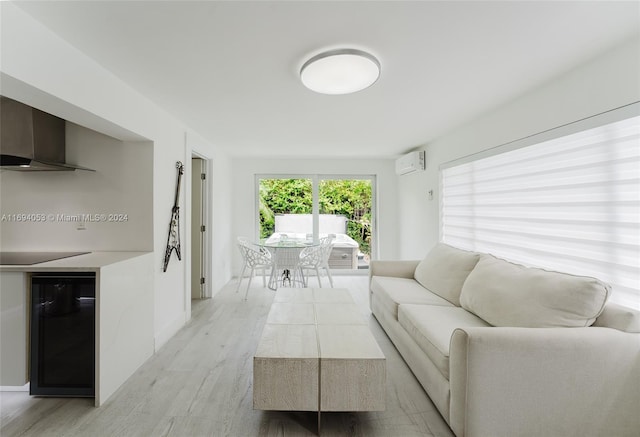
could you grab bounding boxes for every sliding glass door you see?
[259,178,312,239]
[319,178,372,270]
[257,175,375,271]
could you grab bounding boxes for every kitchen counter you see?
[0,251,151,271]
[0,251,155,406]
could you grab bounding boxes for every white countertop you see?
[0,251,152,272]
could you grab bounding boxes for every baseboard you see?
[0,383,29,392]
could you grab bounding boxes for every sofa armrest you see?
[369,260,419,280]
[449,327,640,437]
[369,260,420,293]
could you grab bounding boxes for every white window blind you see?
[441,115,640,310]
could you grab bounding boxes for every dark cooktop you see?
[0,252,90,265]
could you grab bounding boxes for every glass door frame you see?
[255,173,377,271]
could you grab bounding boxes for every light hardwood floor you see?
[1,275,454,437]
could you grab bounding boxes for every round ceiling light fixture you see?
[300,48,380,95]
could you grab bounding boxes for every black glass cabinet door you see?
[30,273,95,397]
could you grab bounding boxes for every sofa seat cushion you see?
[413,243,480,306]
[371,276,453,319]
[460,255,611,328]
[398,304,490,380]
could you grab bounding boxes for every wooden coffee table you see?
[253,288,386,428]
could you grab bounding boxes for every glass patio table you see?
[258,236,319,290]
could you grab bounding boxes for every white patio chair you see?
[272,246,305,288]
[236,237,273,300]
[295,234,335,288]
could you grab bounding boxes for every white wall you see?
[0,124,153,251]
[231,157,399,274]
[397,36,640,259]
[0,3,233,350]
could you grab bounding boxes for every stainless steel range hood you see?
[0,96,94,171]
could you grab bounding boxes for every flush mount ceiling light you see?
[300,49,380,95]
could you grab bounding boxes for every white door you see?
[191,158,206,298]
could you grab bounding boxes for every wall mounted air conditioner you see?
[395,150,425,175]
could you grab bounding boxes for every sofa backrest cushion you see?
[593,302,640,333]
[459,255,611,327]
[414,243,481,306]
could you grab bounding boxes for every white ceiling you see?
[15,1,640,158]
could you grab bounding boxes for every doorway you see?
[191,157,207,298]
[257,175,375,271]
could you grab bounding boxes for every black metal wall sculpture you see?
[163,161,184,272]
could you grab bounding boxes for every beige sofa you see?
[369,243,640,437]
